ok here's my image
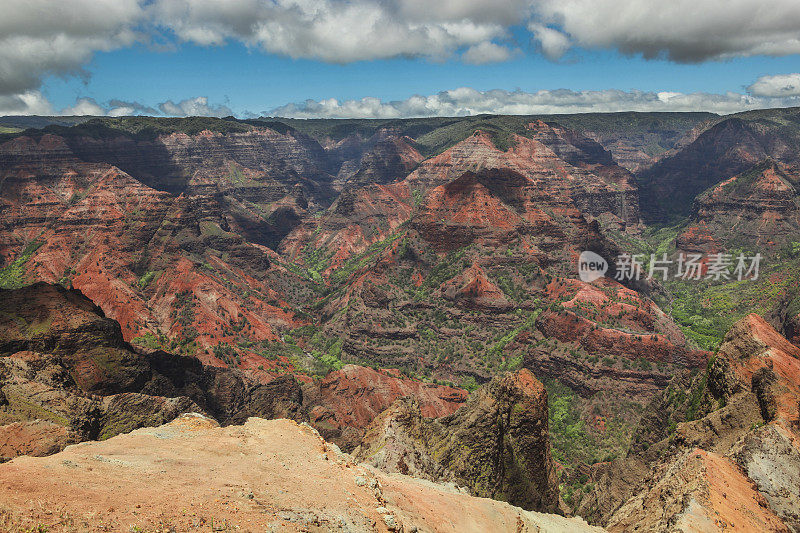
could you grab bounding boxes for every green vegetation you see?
[137,270,159,289]
[0,240,44,289]
[459,375,479,392]
[545,378,640,507]
[328,231,405,286]
[661,259,799,350]
[131,332,169,350]
[274,111,713,158]
[5,116,252,143]
[489,310,539,358]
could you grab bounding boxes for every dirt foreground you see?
[0,414,602,532]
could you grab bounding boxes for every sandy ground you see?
[0,414,602,532]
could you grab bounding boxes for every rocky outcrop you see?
[677,160,800,255]
[304,363,467,450]
[0,415,600,532]
[576,314,800,530]
[0,283,297,457]
[606,448,789,532]
[0,283,473,460]
[354,369,560,513]
[405,126,639,232]
[638,112,800,223]
[715,314,800,426]
[730,422,800,530]
[438,262,513,310]
[0,420,78,462]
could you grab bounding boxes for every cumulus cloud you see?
[5,0,800,109]
[158,96,233,117]
[107,99,159,116]
[747,73,800,97]
[268,86,800,119]
[528,23,570,61]
[151,0,516,63]
[531,0,800,63]
[462,42,517,64]
[0,93,229,118]
[149,0,800,65]
[0,91,55,116]
[0,0,143,96]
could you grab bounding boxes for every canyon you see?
[1,109,800,530]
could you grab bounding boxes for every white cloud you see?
[158,96,233,117]
[0,91,55,116]
[150,1,800,65]
[528,23,570,60]
[5,0,800,107]
[0,0,143,96]
[747,73,800,97]
[532,0,800,63]
[269,86,800,119]
[151,0,515,63]
[462,42,516,64]
[0,93,229,118]
[61,98,107,116]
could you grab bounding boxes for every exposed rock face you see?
[568,111,716,172]
[677,160,800,255]
[280,182,413,273]
[354,369,560,513]
[638,114,800,223]
[577,314,800,531]
[63,127,333,201]
[0,135,310,369]
[342,133,423,187]
[0,420,78,462]
[304,363,467,450]
[0,415,601,533]
[606,448,788,533]
[0,283,306,456]
[0,283,469,459]
[405,126,639,232]
[730,423,800,530]
[438,262,513,310]
[716,314,800,426]
[535,278,708,368]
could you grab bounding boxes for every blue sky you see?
[37,42,793,112]
[5,1,800,117]
[45,42,800,116]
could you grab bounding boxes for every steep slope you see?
[606,448,788,532]
[405,124,639,231]
[333,130,423,188]
[279,182,414,275]
[305,363,467,450]
[576,314,800,531]
[639,107,800,223]
[354,369,560,512]
[0,134,314,369]
[0,283,466,460]
[280,111,715,172]
[0,415,601,532]
[677,160,800,255]
[46,117,333,200]
[0,282,302,459]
